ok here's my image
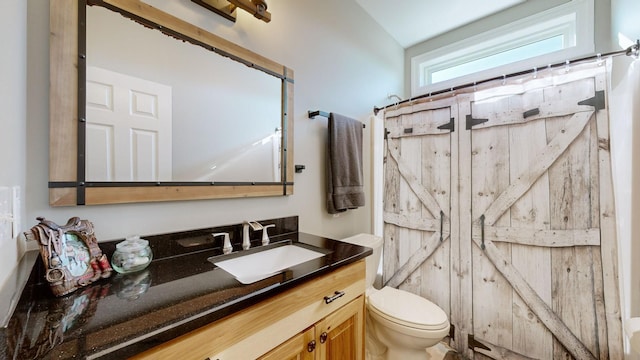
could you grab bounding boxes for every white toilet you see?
[341,233,450,360]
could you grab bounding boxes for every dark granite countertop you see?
[0,217,371,359]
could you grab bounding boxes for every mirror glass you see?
[85,5,282,183]
[49,0,293,206]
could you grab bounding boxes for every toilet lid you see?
[368,287,448,330]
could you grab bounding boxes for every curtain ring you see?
[387,94,402,109]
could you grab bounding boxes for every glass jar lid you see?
[116,237,149,252]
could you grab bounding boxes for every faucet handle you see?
[247,221,263,230]
[261,224,276,246]
[213,232,232,254]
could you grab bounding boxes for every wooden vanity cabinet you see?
[132,260,365,360]
[259,296,364,360]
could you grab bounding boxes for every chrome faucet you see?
[242,221,263,250]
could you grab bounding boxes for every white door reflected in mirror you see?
[86,66,172,181]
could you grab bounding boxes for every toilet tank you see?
[340,233,382,288]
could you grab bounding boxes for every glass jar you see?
[111,236,153,274]
[115,270,152,300]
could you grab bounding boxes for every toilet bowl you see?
[368,286,450,359]
[341,233,451,360]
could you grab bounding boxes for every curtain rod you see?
[374,39,640,115]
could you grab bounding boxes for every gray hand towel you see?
[327,113,365,214]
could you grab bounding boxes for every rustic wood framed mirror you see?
[49,0,294,206]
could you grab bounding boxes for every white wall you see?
[20,0,402,252]
[0,1,27,289]
[611,0,640,357]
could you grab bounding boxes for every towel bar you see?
[308,110,365,128]
[308,110,330,119]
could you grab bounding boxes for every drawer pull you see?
[324,290,345,304]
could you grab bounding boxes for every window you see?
[411,0,594,96]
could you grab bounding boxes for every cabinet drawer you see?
[132,260,365,360]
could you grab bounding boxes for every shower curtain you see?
[380,59,623,359]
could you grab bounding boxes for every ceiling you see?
[353,0,526,48]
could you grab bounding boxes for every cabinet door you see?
[316,296,364,360]
[258,326,315,360]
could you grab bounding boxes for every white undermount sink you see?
[212,244,325,284]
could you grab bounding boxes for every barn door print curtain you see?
[382,59,622,359]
